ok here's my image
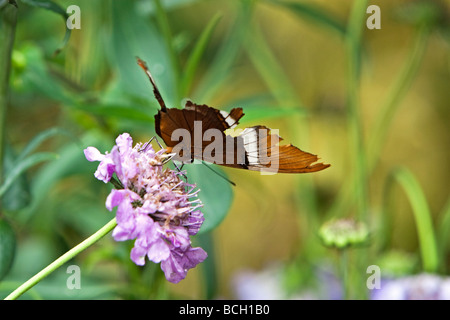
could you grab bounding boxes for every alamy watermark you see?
[66,5,81,30]
[366,5,381,29]
[366,265,381,290]
[66,265,81,290]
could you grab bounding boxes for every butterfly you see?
[137,57,329,174]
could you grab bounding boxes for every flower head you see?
[319,218,369,249]
[85,133,207,283]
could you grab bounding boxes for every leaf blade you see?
[179,13,222,97]
[0,152,58,197]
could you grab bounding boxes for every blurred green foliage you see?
[0,0,449,299]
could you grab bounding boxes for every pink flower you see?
[85,133,207,283]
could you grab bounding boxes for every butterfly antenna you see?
[136,57,167,111]
[201,161,236,187]
[172,161,189,181]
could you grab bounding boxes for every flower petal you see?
[130,245,147,266]
[84,147,104,162]
[116,133,133,155]
[147,239,171,263]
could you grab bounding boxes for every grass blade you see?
[194,1,255,102]
[17,127,75,163]
[20,0,71,55]
[0,152,58,197]
[153,0,181,89]
[437,196,450,272]
[74,103,155,123]
[267,0,346,37]
[179,13,222,98]
[383,167,439,273]
[244,21,302,108]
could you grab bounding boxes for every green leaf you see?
[194,1,255,102]
[17,132,111,223]
[17,127,75,162]
[74,103,155,124]
[383,167,439,273]
[108,1,176,107]
[244,21,302,108]
[2,143,31,211]
[20,45,77,105]
[184,162,233,234]
[20,0,71,55]
[0,152,58,198]
[239,105,306,124]
[179,13,222,97]
[153,0,181,87]
[1,128,72,211]
[224,93,307,123]
[267,0,346,37]
[0,218,16,281]
[437,196,450,273]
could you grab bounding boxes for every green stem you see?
[179,13,222,98]
[4,217,117,300]
[343,0,370,300]
[340,248,350,299]
[0,0,18,185]
[345,0,369,221]
[437,197,450,273]
[382,167,438,273]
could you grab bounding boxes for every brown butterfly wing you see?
[231,126,330,173]
[184,101,244,131]
[155,101,245,164]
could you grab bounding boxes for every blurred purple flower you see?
[231,263,342,300]
[85,133,207,283]
[371,273,450,300]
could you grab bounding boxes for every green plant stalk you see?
[437,196,450,273]
[383,167,438,273]
[345,0,369,221]
[4,217,117,300]
[179,12,222,98]
[268,0,346,36]
[339,248,350,299]
[194,0,254,102]
[0,1,18,186]
[344,0,369,300]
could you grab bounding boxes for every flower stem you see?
[4,217,117,300]
[345,0,369,222]
[339,248,350,300]
[382,167,438,273]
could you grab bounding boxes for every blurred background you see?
[0,0,449,299]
